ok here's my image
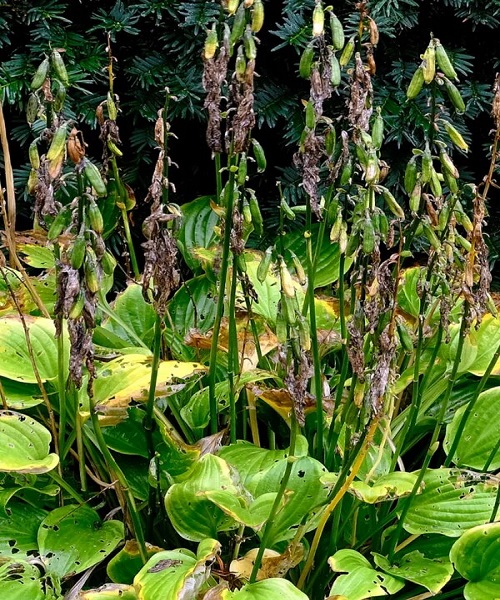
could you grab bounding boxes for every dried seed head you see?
[493,73,500,128]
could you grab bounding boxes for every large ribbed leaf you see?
[177,195,219,271]
[0,559,45,600]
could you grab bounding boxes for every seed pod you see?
[68,292,85,320]
[368,17,379,46]
[71,234,87,270]
[242,198,252,224]
[330,211,343,241]
[345,229,360,257]
[107,91,118,120]
[243,26,257,60]
[31,57,50,90]
[325,127,336,157]
[435,40,458,80]
[443,168,459,193]
[88,199,104,234]
[378,212,389,238]
[237,153,247,186]
[204,27,219,59]
[281,198,296,220]
[27,169,38,194]
[231,3,246,47]
[329,12,344,51]
[422,221,441,250]
[365,149,380,183]
[251,138,266,172]
[439,148,459,178]
[456,233,471,251]
[107,139,123,157]
[47,207,71,240]
[362,216,376,254]
[281,294,297,326]
[404,156,418,194]
[227,0,239,15]
[339,158,353,186]
[444,78,465,113]
[83,160,107,197]
[52,80,66,112]
[235,46,246,81]
[290,251,306,285]
[443,121,468,152]
[339,35,355,67]
[257,246,273,282]
[406,66,424,100]
[46,124,68,161]
[297,316,311,351]
[101,251,117,276]
[84,247,100,293]
[437,204,450,231]
[236,254,248,274]
[299,43,315,79]
[29,141,40,169]
[51,50,69,86]
[26,94,39,124]
[397,321,413,353]
[371,109,384,149]
[279,258,296,298]
[312,3,324,37]
[248,192,263,236]
[339,221,348,253]
[430,168,443,197]
[409,180,422,213]
[422,42,436,84]
[330,52,341,87]
[356,143,368,168]
[305,100,316,129]
[421,144,433,184]
[276,312,287,343]
[381,187,405,219]
[67,127,86,164]
[251,0,264,32]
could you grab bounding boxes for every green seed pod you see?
[281,198,296,220]
[237,153,248,186]
[47,207,71,240]
[422,221,441,250]
[339,35,355,67]
[397,321,413,353]
[299,43,315,79]
[107,139,123,157]
[409,180,422,213]
[437,204,450,231]
[101,250,117,276]
[362,216,376,254]
[251,138,266,172]
[84,247,100,293]
[456,233,471,251]
[68,291,85,320]
[312,3,325,37]
[204,27,219,60]
[404,156,418,194]
[231,2,246,48]
[257,246,273,283]
[52,80,66,112]
[29,141,40,169]
[378,212,389,239]
[381,187,405,220]
[243,26,257,60]
[339,158,353,186]
[442,121,468,152]
[26,93,39,125]
[279,258,296,298]
[276,312,287,343]
[27,169,38,195]
[330,52,341,87]
[435,40,458,81]
[430,168,443,197]
[329,12,344,51]
[281,294,297,326]
[31,57,50,91]
[443,168,459,193]
[330,211,343,241]
[236,254,247,274]
[248,192,263,236]
[227,0,239,15]
[83,160,107,197]
[355,143,368,168]
[70,234,87,270]
[371,109,384,150]
[290,251,306,285]
[107,91,118,120]
[305,100,316,129]
[88,199,104,234]
[365,149,380,183]
[51,50,69,86]
[242,198,252,224]
[444,78,465,113]
[46,124,68,161]
[339,221,348,253]
[235,46,247,81]
[439,148,459,178]
[345,229,360,257]
[297,316,311,351]
[251,0,264,32]
[421,144,433,184]
[325,127,336,157]
[422,42,436,84]
[406,66,425,100]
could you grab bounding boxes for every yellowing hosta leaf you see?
[0,410,59,474]
[76,584,138,599]
[349,472,420,504]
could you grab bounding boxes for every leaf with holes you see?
[0,558,45,600]
[37,504,124,578]
[0,500,47,558]
[450,522,500,600]
[0,411,59,474]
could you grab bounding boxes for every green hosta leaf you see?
[165,455,240,541]
[397,267,422,319]
[169,275,217,335]
[0,316,68,383]
[133,539,220,600]
[0,500,47,557]
[373,551,453,594]
[77,584,138,599]
[18,243,55,269]
[444,387,500,470]
[181,369,274,430]
[177,195,219,271]
[0,559,44,600]
[0,483,58,516]
[0,411,59,474]
[438,323,478,374]
[101,407,149,458]
[450,522,500,600]
[401,468,499,537]
[243,256,281,325]
[328,549,404,599]
[223,579,309,599]
[349,472,419,504]
[101,284,156,348]
[466,314,500,376]
[202,490,277,529]
[283,224,351,288]
[37,504,124,578]
[107,540,162,585]
[0,378,42,410]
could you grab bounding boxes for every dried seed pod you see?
[330,52,341,87]
[83,160,107,197]
[339,35,355,67]
[299,43,315,79]
[251,0,264,32]
[257,246,273,282]
[435,40,458,81]
[422,42,436,84]
[406,66,424,99]
[368,17,379,46]
[31,57,50,91]
[443,121,468,151]
[312,3,325,37]
[46,124,68,161]
[67,127,86,164]
[329,12,344,51]
[444,78,465,113]
[51,50,69,86]
[204,27,218,60]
